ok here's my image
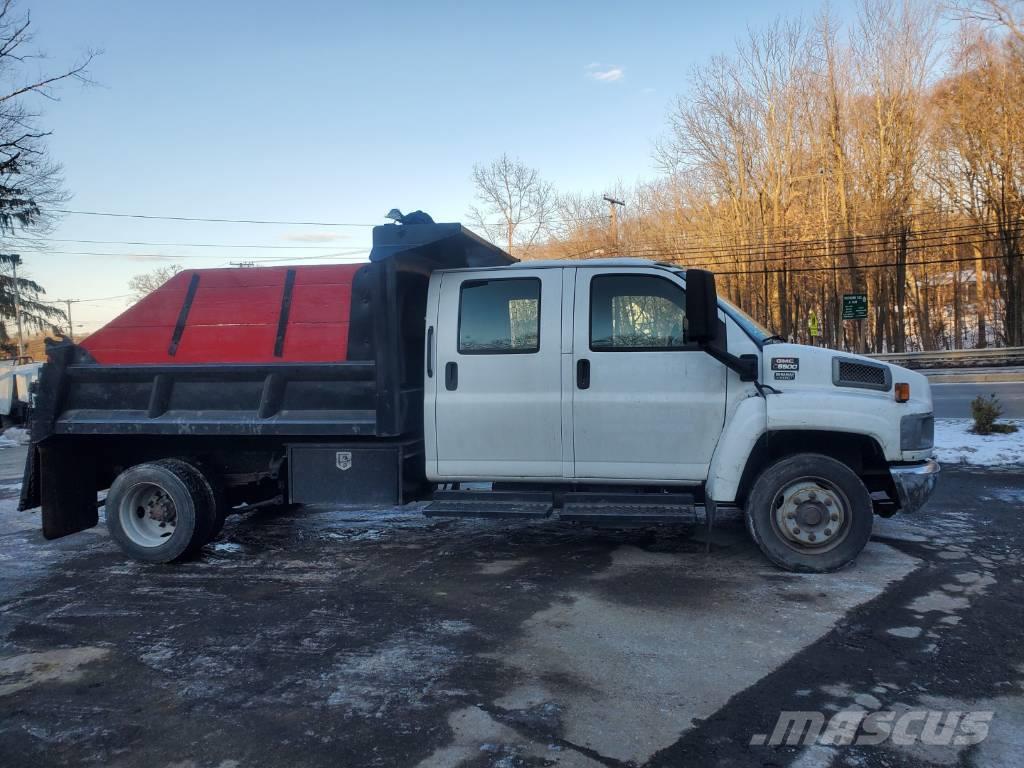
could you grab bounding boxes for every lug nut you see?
[830,513,839,522]
[824,528,832,536]
[793,527,801,534]
[824,497,833,506]
[808,533,817,541]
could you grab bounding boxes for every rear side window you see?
[590,274,687,351]
[458,278,540,354]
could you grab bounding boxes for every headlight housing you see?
[900,413,934,450]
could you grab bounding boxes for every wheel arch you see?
[730,430,892,509]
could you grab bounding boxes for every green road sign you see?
[842,293,868,320]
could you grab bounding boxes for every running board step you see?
[560,492,697,524]
[424,490,553,519]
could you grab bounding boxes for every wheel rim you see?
[770,476,851,555]
[118,482,177,548]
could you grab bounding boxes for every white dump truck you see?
[20,218,939,572]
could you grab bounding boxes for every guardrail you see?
[868,347,1024,369]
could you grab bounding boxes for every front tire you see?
[106,460,217,563]
[744,453,873,573]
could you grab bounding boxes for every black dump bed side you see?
[19,220,512,526]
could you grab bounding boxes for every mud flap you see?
[18,444,41,512]
[38,439,99,539]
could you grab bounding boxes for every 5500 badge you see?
[771,357,799,381]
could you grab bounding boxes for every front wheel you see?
[744,453,873,573]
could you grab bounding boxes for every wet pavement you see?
[0,441,1022,767]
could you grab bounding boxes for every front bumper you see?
[890,459,941,514]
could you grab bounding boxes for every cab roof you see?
[438,257,682,273]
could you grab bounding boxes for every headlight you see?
[900,413,934,450]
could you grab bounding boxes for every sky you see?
[18,0,852,334]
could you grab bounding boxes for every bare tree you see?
[541,0,1024,352]
[468,154,554,258]
[953,0,1024,45]
[128,264,184,301]
[0,0,96,237]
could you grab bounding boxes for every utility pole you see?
[603,194,625,248]
[57,299,80,342]
[11,255,24,357]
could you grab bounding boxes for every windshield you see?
[717,296,774,345]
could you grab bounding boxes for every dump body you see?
[83,263,364,365]
[19,221,513,537]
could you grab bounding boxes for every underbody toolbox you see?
[287,442,423,506]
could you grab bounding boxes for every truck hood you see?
[760,343,932,462]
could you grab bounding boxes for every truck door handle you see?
[445,361,458,391]
[577,358,590,389]
[426,326,434,377]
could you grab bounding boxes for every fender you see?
[706,394,766,503]
[767,390,900,462]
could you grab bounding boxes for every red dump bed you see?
[83,263,363,364]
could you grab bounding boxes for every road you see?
[931,380,1024,418]
[1,441,1023,767]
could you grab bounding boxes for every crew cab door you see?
[430,268,563,479]
[571,268,727,481]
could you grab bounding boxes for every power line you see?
[14,248,370,262]
[40,292,132,304]
[54,209,378,227]
[18,237,363,250]
[564,225,1022,272]
[612,220,1024,261]
[614,224,1024,268]
[699,249,1015,277]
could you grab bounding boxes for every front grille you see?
[839,361,887,386]
[832,357,892,391]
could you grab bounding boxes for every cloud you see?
[282,231,349,243]
[585,63,624,83]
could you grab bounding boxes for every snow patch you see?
[0,426,29,447]
[934,419,1023,466]
[887,626,923,639]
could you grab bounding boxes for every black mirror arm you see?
[699,342,760,383]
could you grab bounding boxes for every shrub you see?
[970,393,1018,435]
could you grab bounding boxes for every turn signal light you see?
[895,382,910,403]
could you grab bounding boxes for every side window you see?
[590,274,687,351]
[458,278,541,354]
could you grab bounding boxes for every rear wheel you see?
[744,453,873,573]
[106,460,216,563]
[159,458,228,542]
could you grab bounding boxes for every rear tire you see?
[744,453,873,573]
[159,459,228,542]
[106,460,216,563]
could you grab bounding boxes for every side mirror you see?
[685,269,718,345]
[686,269,760,383]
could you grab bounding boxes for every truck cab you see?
[423,258,938,571]
[18,218,939,573]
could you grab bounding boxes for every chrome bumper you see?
[890,459,941,514]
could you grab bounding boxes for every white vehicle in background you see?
[0,357,41,426]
